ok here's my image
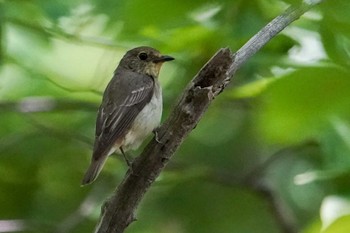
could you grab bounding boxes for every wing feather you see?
[92,68,154,159]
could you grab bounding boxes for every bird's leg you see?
[119,146,132,168]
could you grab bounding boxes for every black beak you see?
[153,55,175,63]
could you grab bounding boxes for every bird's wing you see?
[93,69,154,159]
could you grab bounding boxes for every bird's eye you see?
[138,52,148,60]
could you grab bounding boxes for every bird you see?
[81,46,174,185]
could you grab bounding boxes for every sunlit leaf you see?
[256,67,350,144]
[323,214,350,233]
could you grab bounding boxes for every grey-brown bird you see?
[81,46,174,185]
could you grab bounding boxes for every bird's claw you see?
[153,127,163,144]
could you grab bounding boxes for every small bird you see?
[81,46,174,185]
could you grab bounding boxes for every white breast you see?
[122,84,162,151]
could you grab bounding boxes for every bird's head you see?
[119,46,174,78]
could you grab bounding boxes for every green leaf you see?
[256,67,350,144]
[323,215,350,233]
[229,77,275,99]
[320,0,350,65]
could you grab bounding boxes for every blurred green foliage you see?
[1,0,350,233]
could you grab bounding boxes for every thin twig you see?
[229,1,321,75]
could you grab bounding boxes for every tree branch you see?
[96,47,234,233]
[229,0,322,75]
[94,1,323,233]
[6,17,123,49]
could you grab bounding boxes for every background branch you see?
[94,1,323,232]
[229,1,321,75]
[6,17,123,49]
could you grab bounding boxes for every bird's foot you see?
[153,127,163,144]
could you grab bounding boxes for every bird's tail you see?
[81,156,108,186]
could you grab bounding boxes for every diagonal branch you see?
[96,47,234,233]
[229,0,322,75]
[94,1,324,233]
